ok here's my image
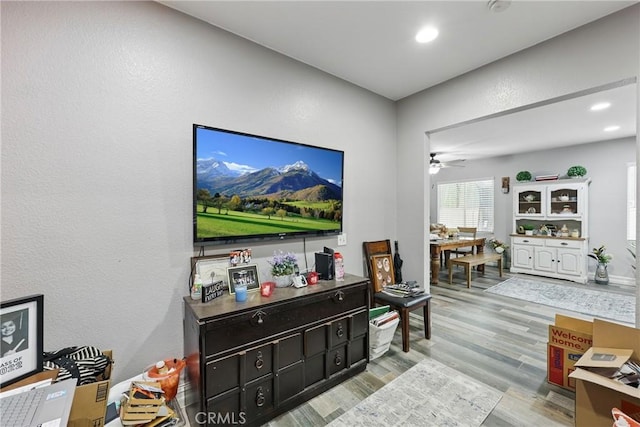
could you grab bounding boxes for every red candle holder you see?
[261,281,274,297]
[307,271,319,285]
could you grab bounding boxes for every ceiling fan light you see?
[429,166,440,175]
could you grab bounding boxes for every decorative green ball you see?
[567,165,587,177]
[516,171,532,182]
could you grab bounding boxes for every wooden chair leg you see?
[465,265,471,288]
[423,301,431,340]
[401,308,410,352]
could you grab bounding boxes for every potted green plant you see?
[567,165,587,178]
[487,237,509,254]
[516,171,532,182]
[588,245,612,285]
[522,224,535,236]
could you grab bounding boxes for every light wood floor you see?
[266,267,636,426]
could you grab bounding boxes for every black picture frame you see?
[0,294,44,388]
[227,264,260,294]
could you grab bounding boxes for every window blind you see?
[437,178,494,232]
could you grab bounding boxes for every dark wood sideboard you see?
[183,274,370,427]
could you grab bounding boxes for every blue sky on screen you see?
[196,127,343,185]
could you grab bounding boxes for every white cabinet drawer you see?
[512,236,544,246]
[546,239,583,249]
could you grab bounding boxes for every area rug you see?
[485,276,635,324]
[327,358,502,426]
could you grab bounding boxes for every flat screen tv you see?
[193,124,344,245]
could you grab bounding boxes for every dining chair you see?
[452,227,477,259]
[362,240,432,352]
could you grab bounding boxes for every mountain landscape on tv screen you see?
[197,159,342,201]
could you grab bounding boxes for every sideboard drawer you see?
[204,285,367,357]
[278,334,303,369]
[206,353,240,397]
[245,343,273,383]
[512,236,544,246]
[546,238,582,249]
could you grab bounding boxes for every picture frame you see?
[1,294,44,388]
[229,248,252,266]
[370,254,395,292]
[227,264,260,294]
[191,254,230,291]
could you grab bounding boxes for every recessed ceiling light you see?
[590,102,611,111]
[416,26,439,44]
[604,125,620,132]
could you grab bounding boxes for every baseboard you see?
[590,273,636,287]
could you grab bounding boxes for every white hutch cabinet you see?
[510,178,590,283]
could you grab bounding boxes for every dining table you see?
[429,237,486,284]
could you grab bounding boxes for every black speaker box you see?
[315,252,334,280]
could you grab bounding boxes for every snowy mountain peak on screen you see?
[197,158,239,177]
[280,161,310,174]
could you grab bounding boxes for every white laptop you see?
[0,378,76,427]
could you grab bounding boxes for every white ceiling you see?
[159,0,637,162]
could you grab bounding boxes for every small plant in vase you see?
[588,245,612,285]
[487,237,509,254]
[268,251,298,287]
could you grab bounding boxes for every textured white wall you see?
[397,5,640,290]
[1,1,396,382]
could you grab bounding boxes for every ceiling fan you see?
[429,153,465,174]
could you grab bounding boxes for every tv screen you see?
[193,124,344,245]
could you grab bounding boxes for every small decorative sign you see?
[202,280,225,303]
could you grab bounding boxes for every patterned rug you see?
[485,276,635,324]
[327,358,502,426]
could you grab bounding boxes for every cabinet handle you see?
[334,353,342,366]
[333,291,345,302]
[255,351,264,369]
[252,310,266,325]
[523,240,530,243]
[256,386,265,407]
[561,242,568,246]
[336,324,344,338]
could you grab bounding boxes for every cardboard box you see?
[547,344,583,390]
[569,320,640,426]
[68,350,113,427]
[547,314,593,390]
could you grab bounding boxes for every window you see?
[437,178,494,232]
[628,162,636,242]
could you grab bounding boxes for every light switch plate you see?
[337,233,347,246]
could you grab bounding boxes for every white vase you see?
[274,275,293,288]
[495,246,505,254]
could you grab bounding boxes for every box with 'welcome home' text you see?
[547,314,593,390]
